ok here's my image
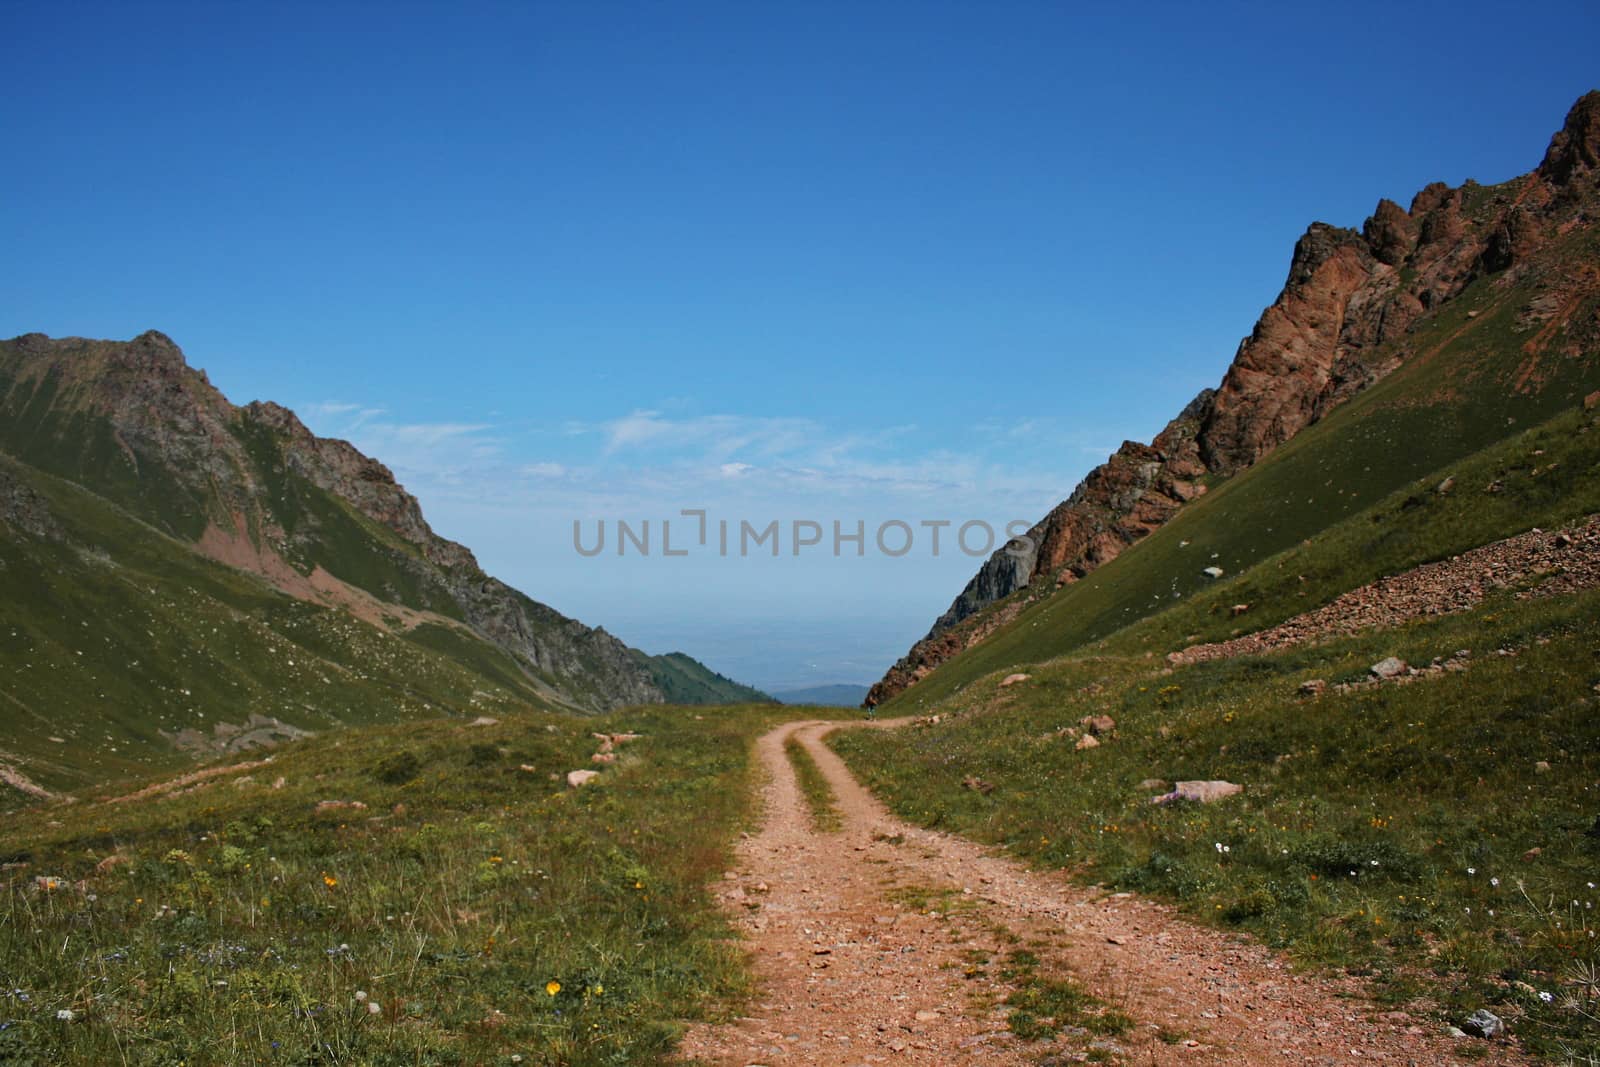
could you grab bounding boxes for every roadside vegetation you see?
[0,704,784,1065]
[783,734,842,833]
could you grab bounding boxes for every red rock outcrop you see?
[867,91,1600,708]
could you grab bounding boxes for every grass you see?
[999,948,1133,1046]
[0,458,566,797]
[783,736,842,833]
[0,703,786,1065]
[837,575,1600,1059]
[837,374,1600,1061]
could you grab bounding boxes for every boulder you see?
[1584,389,1600,412]
[999,673,1031,688]
[1370,657,1408,679]
[1230,603,1251,617]
[1153,780,1243,805]
[566,770,600,788]
[1080,714,1117,737]
[1298,679,1327,697]
[1202,566,1225,579]
[1075,733,1101,751]
[961,775,995,795]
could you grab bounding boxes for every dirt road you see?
[677,719,1526,1066]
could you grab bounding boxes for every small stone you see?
[1230,603,1250,617]
[1136,778,1168,791]
[1534,760,1551,774]
[1584,389,1600,412]
[1202,566,1225,579]
[1522,847,1543,861]
[961,775,995,795]
[999,673,1031,688]
[1075,733,1101,751]
[566,769,600,788]
[1298,679,1327,697]
[1461,1009,1504,1038]
[1435,476,1455,495]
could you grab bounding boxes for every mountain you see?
[771,683,871,706]
[0,334,767,792]
[869,90,1600,708]
[640,651,774,705]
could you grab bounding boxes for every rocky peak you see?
[1409,180,1455,217]
[1286,223,1367,287]
[1362,199,1417,266]
[242,399,312,439]
[1539,90,1600,186]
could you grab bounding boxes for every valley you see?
[3,86,1599,1067]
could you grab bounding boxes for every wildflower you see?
[546,981,561,997]
[56,1009,75,1022]
[1539,991,1554,1003]
[355,991,368,1003]
[1370,859,1379,867]
[323,873,338,888]
[1490,877,1500,887]
[367,1001,382,1015]
[1467,868,1476,876]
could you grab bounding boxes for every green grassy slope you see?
[0,335,770,731]
[885,247,1600,711]
[0,459,562,799]
[639,651,774,705]
[0,703,785,1065]
[836,399,1600,1057]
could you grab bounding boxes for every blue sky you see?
[5,2,1597,691]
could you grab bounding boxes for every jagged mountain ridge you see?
[868,91,1600,707]
[0,332,768,717]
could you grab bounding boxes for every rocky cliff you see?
[868,90,1600,707]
